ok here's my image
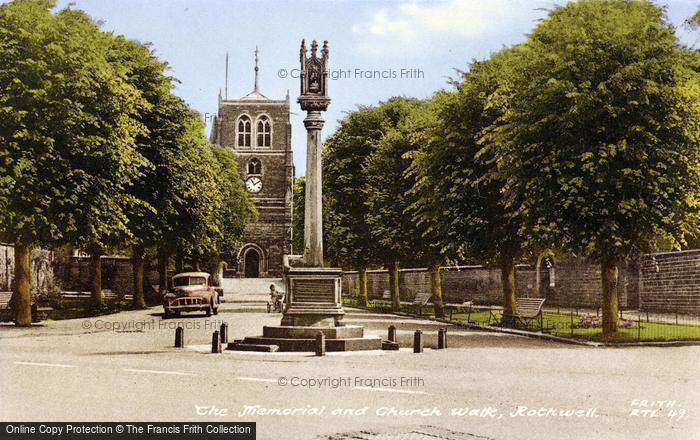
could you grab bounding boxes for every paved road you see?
[0,292,698,439]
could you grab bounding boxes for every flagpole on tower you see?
[225,51,229,100]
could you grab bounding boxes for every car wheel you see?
[206,304,212,317]
[163,309,170,319]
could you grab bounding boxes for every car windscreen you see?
[173,276,206,287]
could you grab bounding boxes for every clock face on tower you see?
[246,176,262,193]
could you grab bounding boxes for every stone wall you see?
[60,256,158,295]
[640,250,700,314]
[341,254,692,313]
[0,244,59,295]
[0,243,158,297]
[343,265,543,305]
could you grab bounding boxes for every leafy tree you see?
[0,0,147,321]
[488,0,700,339]
[404,98,457,317]
[364,98,425,311]
[686,8,700,29]
[106,35,170,308]
[56,8,149,312]
[292,176,305,255]
[323,106,386,305]
[417,47,529,324]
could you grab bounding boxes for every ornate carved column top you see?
[298,39,331,112]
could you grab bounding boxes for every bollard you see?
[315,332,326,357]
[437,328,447,349]
[388,325,397,343]
[175,325,184,348]
[413,330,423,353]
[211,330,222,354]
[220,323,228,344]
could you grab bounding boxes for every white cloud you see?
[352,0,548,56]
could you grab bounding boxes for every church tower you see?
[210,48,294,278]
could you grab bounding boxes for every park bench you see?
[411,291,432,316]
[489,297,546,331]
[445,300,474,320]
[372,289,391,306]
[62,290,133,301]
[0,293,53,321]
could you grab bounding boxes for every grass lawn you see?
[342,297,700,343]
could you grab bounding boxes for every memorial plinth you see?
[281,266,344,327]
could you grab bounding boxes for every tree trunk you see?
[430,261,445,318]
[601,255,619,340]
[358,267,369,307]
[13,241,32,327]
[90,250,103,312]
[501,258,517,327]
[208,256,223,287]
[175,251,184,273]
[389,260,400,312]
[158,248,169,294]
[191,254,200,272]
[132,244,146,309]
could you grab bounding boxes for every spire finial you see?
[254,46,259,92]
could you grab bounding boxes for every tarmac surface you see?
[0,287,698,439]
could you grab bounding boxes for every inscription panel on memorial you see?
[293,279,336,303]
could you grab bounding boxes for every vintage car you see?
[163,272,220,318]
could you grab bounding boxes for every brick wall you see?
[640,250,700,314]
[341,257,656,311]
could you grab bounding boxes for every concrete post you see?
[388,325,396,342]
[220,323,228,344]
[211,330,221,354]
[315,331,326,356]
[175,325,184,348]
[413,330,423,353]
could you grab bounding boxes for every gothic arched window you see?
[256,115,271,148]
[237,115,251,148]
[247,158,261,175]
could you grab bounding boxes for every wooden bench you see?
[514,298,546,330]
[411,291,432,316]
[0,293,54,321]
[62,290,133,301]
[371,289,391,306]
[486,298,546,331]
[445,300,474,320]
[490,298,545,330]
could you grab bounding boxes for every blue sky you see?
[49,0,699,176]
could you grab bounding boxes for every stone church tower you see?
[210,48,294,278]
